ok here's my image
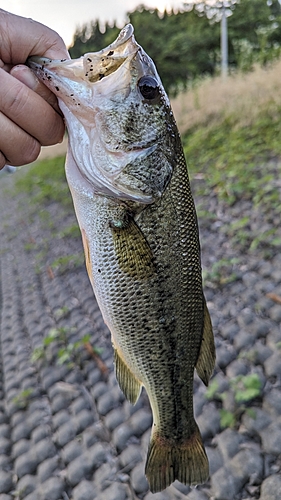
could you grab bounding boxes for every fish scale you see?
[28,23,215,493]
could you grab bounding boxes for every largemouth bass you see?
[28,25,215,493]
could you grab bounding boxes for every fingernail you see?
[11,65,39,90]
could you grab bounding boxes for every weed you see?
[56,335,94,366]
[31,327,68,362]
[50,254,84,274]
[228,217,250,232]
[184,110,281,207]
[238,349,258,364]
[205,379,220,400]
[203,257,240,287]
[172,59,281,136]
[231,374,262,403]
[15,156,72,208]
[12,388,34,409]
[250,228,280,251]
[31,346,45,362]
[175,63,281,255]
[60,224,80,239]
[219,409,236,429]
[31,329,101,369]
[38,209,55,229]
[206,373,262,429]
[54,306,70,320]
[24,242,36,252]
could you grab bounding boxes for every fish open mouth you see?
[27,24,140,89]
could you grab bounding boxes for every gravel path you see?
[0,160,281,500]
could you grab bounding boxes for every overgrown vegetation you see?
[170,59,281,256]
[183,108,281,205]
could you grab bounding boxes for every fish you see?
[28,24,215,493]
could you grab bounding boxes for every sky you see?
[2,0,186,47]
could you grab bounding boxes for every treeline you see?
[69,0,281,95]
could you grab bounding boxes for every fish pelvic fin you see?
[196,297,216,386]
[114,348,142,405]
[145,424,209,493]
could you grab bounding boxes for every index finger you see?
[0,68,65,146]
[0,9,69,64]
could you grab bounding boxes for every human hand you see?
[0,9,69,169]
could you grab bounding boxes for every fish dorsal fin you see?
[195,298,215,386]
[114,348,142,404]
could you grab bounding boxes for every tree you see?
[188,1,238,76]
[191,0,238,21]
[69,21,119,58]
[68,1,281,95]
[128,6,219,93]
[69,6,219,94]
[228,0,281,68]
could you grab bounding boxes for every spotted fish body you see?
[28,25,215,492]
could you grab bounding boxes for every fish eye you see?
[138,76,160,101]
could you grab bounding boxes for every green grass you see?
[15,156,72,208]
[50,254,84,273]
[183,105,281,206]
[60,224,80,239]
[183,102,281,256]
[202,257,240,287]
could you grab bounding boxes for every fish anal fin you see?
[145,424,209,493]
[114,348,142,405]
[196,297,216,386]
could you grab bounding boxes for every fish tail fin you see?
[145,423,209,493]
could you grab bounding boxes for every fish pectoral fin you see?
[110,214,155,280]
[145,424,209,493]
[195,297,216,386]
[114,348,142,405]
